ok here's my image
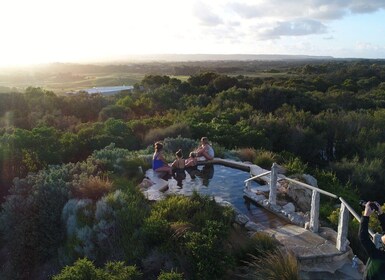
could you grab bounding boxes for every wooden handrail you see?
[339,197,361,222]
[244,171,271,183]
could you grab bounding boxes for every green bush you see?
[157,270,184,280]
[144,123,191,146]
[142,215,171,246]
[52,258,142,280]
[141,193,235,279]
[183,220,233,280]
[0,160,101,278]
[144,193,233,231]
[163,136,198,155]
[283,157,308,175]
[253,149,280,169]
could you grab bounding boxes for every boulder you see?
[235,214,250,225]
[286,181,312,212]
[282,202,296,213]
[138,178,155,190]
[245,221,266,232]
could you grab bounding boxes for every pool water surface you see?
[169,164,287,228]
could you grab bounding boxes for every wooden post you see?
[245,180,251,191]
[309,190,320,233]
[336,203,349,251]
[269,163,277,205]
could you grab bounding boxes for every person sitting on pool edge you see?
[152,141,172,177]
[196,137,214,161]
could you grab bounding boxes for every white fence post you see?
[336,203,349,251]
[269,163,277,205]
[309,190,320,233]
[245,180,251,191]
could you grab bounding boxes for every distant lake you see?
[84,85,133,95]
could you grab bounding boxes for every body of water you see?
[170,164,287,228]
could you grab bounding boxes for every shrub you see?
[157,270,184,280]
[183,220,233,280]
[61,189,150,265]
[141,193,234,279]
[284,157,308,175]
[61,199,96,263]
[97,190,149,262]
[144,193,233,231]
[249,232,280,257]
[144,123,191,146]
[163,136,198,155]
[113,157,149,181]
[244,248,299,280]
[236,148,257,162]
[253,149,280,169]
[72,175,113,200]
[52,258,142,280]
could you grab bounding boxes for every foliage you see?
[52,258,142,280]
[284,157,308,175]
[142,193,234,279]
[61,188,149,265]
[253,149,280,170]
[0,158,101,278]
[183,220,233,279]
[3,60,385,277]
[72,175,113,200]
[157,270,184,280]
[162,136,199,155]
[243,248,300,280]
[236,148,257,162]
[143,123,191,146]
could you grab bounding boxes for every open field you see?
[0,59,314,94]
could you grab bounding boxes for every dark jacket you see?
[359,213,385,279]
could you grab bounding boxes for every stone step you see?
[300,262,363,280]
[262,224,361,275]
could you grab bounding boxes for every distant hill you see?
[116,53,335,62]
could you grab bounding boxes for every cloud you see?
[228,2,264,19]
[323,35,334,40]
[193,1,223,26]
[227,0,385,20]
[349,0,385,13]
[257,19,328,39]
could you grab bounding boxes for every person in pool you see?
[152,142,172,175]
[185,151,199,179]
[171,149,186,179]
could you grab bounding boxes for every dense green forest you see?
[1,59,385,279]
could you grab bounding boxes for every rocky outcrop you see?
[278,174,318,212]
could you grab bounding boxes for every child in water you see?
[185,152,199,179]
[171,149,186,186]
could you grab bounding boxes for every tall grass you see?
[244,247,299,280]
[72,175,113,200]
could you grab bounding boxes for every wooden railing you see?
[247,162,380,252]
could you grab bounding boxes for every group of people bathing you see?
[152,137,215,184]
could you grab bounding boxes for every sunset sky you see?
[1,0,385,66]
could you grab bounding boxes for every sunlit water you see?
[169,164,286,228]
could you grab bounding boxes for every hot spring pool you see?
[168,164,287,228]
